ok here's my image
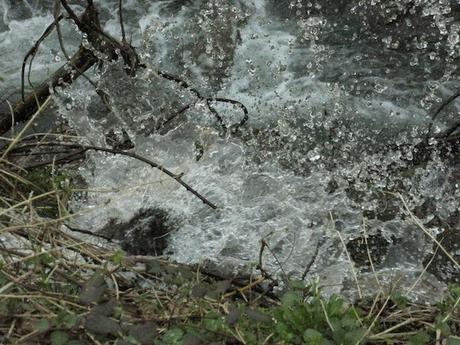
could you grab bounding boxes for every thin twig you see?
[209,97,249,132]
[21,149,86,170]
[368,318,421,340]
[54,0,71,61]
[155,71,249,134]
[363,217,382,292]
[155,104,193,131]
[427,88,460,138]
[53,0,101,90]
[257,239,274,281]
[59,0,84,29]
[406,239,442,295]
[331,212,363,299]
[301,238,321,281]
[356,295,391,345]
[118,0,126,43]
[396,193,460,270]
[21,15,64,100]
[0,97,52,160]
[261,239,290,286]
[10,141,218,209]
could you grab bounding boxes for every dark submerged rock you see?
[346,231,395,268]
[105,128,135,150]
[98,208,176,256]
[423,227,460,284]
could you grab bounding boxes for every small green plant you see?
[154,281,369,345]
[273,282,366,345]
[11,166,72,217]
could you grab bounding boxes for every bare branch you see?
[427,88,460,138]
[437,119,460,138]
[258,240,275,281]
[4,0,144,135]
[155,104,193,131]
[53,0,112,110]
[54,0,71,60]
[10,141,218,209]
[301,238,323,281]
[2,46,99,135]
[212,97,249,129]
[154,71,249,135]
[21,14,64,101]
[119,0,127,43]
[59,0,85,30]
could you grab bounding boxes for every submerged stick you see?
[155,71,249,134]
[427,88,460,139]
[118,0,127,43]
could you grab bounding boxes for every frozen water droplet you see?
[448,32,459,46]
[374,83,387,94]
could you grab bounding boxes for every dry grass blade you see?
[0,97,51,160]
[362,217,382,293]
[356,294,391,344]
[396,193,460,270]
[407,240,441,296]
[331,211,363,299]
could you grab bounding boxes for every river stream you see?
[1,0,459,299]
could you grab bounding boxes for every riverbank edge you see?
[0,206,459,344]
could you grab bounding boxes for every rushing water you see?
[1,0,459,298]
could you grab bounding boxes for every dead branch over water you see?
[8,140,217,209]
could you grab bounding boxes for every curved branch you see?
[2,46,99,135]
[21,14,64,101]
[155,71,249,134]
[59,0,85,30]
[206,98,227,132]
[119,0,127,43]
[10,141,218,209]
[3,0,144,135]
[156,71,202,98]
[209,97,249,132]
[436,119,460,139]
[427,88,460,138]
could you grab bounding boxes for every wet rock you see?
[84,314,121,336]
[326,178,339,194]
[346,231,394,268]
[1,0,33,24]
[385,232,431,268]
[98,208,176,256]
[105,128,135,151]
[79,271,107,305]
[362,194,401,222]
[423,228,460,283]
